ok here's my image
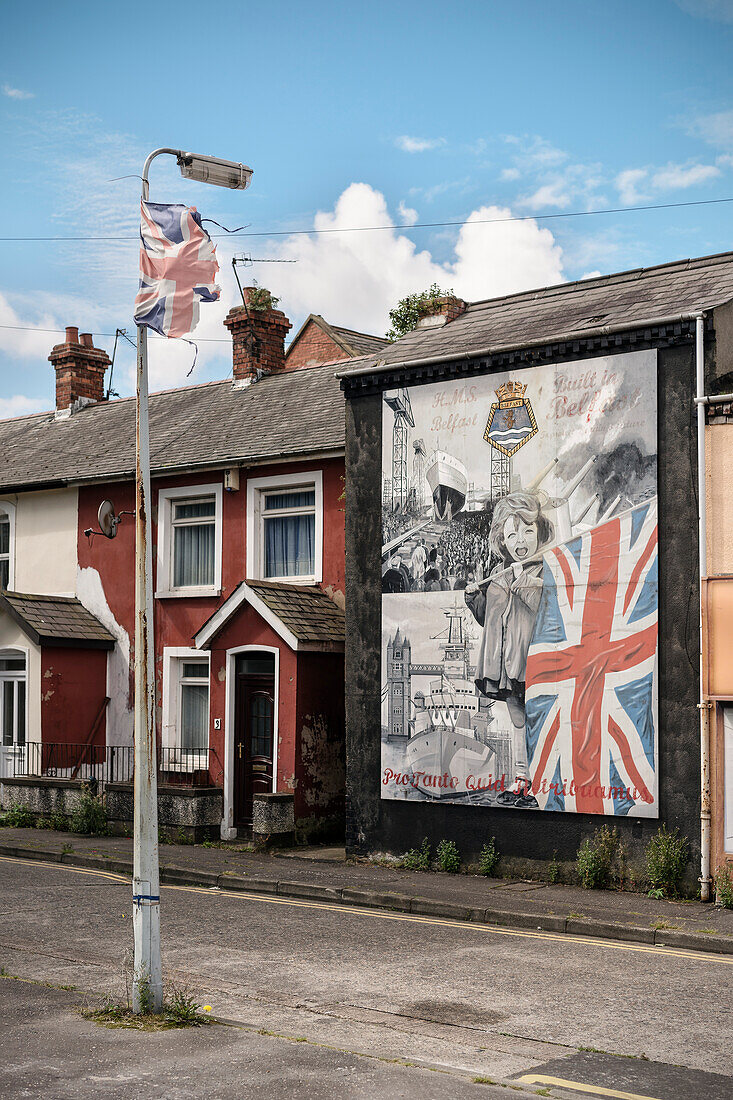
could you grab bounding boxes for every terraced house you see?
[0,290,385,842]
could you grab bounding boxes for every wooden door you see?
[234,657,275,827]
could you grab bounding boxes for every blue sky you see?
[2,0,733,413]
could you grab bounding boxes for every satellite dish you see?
[97,500,119,539]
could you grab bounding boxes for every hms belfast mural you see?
[381,351,659,817]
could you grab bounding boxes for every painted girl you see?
[464,492,554,807]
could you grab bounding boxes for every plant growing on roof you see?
[247,286,280,312]
[386,283,456,341]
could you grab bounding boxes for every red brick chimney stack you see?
[224,288,292,385]
[49,327,112,413]
[416,294,467,328]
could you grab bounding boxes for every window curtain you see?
[174,523,214,587]
[265,514,315,577]
[180,683,208,750]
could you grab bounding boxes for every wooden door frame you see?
[222,644,280,840]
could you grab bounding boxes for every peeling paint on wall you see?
[300,714,345,808]
[77,566,133,747]
[323,585,346,611]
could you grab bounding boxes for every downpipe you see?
[694,311,712,902]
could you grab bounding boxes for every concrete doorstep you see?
[1,833,732,957]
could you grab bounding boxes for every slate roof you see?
[0,360,350,492]
[0,591,115,649]
[246,580,345,645]
[328,324,390,356]
[337,250,733,379]
[195,578,345,651]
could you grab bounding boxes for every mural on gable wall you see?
[380,350,659,817]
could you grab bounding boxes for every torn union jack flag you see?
[525,497,658,817]
[133,201,220,339]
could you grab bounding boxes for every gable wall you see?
[286,321,351,370]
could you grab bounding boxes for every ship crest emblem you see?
[484,380,538,457]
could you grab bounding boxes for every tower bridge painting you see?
[380,351,659,817]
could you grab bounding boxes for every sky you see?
[2,0,733,415]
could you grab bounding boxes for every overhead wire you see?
[0,195,732,243]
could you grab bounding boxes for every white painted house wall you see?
[1,488,79,596]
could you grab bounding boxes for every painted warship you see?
[405,603,504,799]
[425,450,468,522]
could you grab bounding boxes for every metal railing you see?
[13,743,222,788]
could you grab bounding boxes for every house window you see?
[0,651,26,755]
[0,504,15,591]
[156,484,223,597]
[179,661,209,752]
[162,649,210,768]
[247,471,323,584]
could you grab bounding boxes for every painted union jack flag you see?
[525,498,658,817]
[133,201,220,339]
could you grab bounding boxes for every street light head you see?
[176,152,253,190]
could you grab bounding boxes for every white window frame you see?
[156,484,223,598]
[161,647,210,771]
[246,470,323,584]
[0,502,16,592]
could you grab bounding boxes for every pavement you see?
[1,850,731,1099]
[0,826,731,955]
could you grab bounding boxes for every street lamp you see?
[133,148,252,1013]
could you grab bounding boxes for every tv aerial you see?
[84,500,135,542]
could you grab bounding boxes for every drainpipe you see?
[694,311,713,902]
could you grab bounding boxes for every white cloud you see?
[616,168,650,205]
[501,167,521,181]
[2,83,34,100]
[518,181,572,210]
[673,0,733,23]
[651,162,720,189]
[397,200,418,225]
[0,395,47,417]
[686,109,733,148]
[581,270,603,280]
[259,184,564,336]
[394,135,446,153]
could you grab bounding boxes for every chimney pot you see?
[224,287,292,384]
[49,327,111,413]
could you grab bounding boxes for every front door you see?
[234,653,275,828]
[0,651,26,780]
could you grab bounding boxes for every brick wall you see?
[48,327,111,411]
[224,290,293,382]
[285,320,351,369]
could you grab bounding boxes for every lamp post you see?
[133,148,252,1013]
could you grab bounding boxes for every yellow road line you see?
[1,854,730,966]
[516,1074,662,1100]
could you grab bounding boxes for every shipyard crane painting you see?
[380,350,659,818]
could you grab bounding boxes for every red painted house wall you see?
[76,454,345,817]
[294,651,345,838]
[41,646,107,747]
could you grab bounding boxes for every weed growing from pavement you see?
[0,804,37,828]
[70,783,109,836]
[644,825,688,897]
[402,837,431,871]
[576,825,626,890]
[81,987,213,1031]
[478,838,500,877]
[714,863,733,909]
[649,918,679,930]
[435,839,461,873]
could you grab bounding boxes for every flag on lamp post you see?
[133,200,220,338]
